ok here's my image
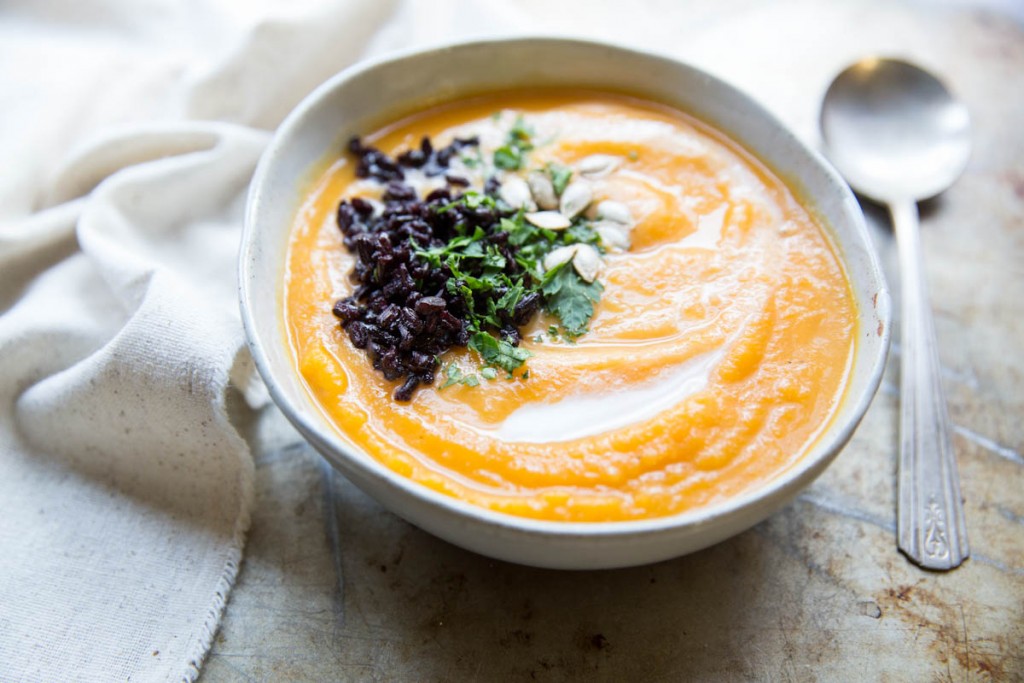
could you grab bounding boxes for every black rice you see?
[333,136,533,401]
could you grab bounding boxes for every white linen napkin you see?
[0,123,266,681]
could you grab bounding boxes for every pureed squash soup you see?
[285,90,857,522]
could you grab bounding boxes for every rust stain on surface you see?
[874,581,1017,681]
[885,583,918,601]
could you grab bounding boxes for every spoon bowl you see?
[821,58,971,204]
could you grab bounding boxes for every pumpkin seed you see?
[498,176,536,211]
[559,180,593,219]
[576,154,621,178]
[595,200,633,225]
[542,244,579,271]
[594,221,631,251]
[527,171,558,210]
[525,210,572,230]
[571,244,602,283]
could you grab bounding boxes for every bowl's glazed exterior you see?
[240,37,890,569]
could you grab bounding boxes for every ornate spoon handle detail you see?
[891,200,969,570]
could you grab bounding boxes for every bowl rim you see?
[240,35,891,540]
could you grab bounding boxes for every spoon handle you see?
[891,199,968,570]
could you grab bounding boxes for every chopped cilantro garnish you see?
[438,191,496,213]
[440,363,480,389]
[509,116,533,143]
[493,116,535,170]
[460,146,485,169]
[469,331,532,372]
[408,169,608,389]
[541,263,604,338]
[493,147,520,170]
[564,221,601,248]
[547,162,573,195]
[337,130,616,401]
[499,211,604,338]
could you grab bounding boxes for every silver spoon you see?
[820,58,971,570]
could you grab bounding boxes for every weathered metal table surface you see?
[201,1,1024,680]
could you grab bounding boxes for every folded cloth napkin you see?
[0,123,266,681]
[0,0,532,679]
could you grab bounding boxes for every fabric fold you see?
[0,124,264,682]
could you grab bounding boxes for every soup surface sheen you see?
[285,91,856,522]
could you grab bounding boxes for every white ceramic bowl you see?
[240,37,891,570]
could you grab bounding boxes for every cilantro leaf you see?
[460,146,484,169]
[438,191,496,214]
[482,244,507,271]
[468,331,532,372]
[496,279,523,306]
[542,264,603,338]
[508,115,534,143]
[564,222,601,248]
[439,363,481,390]
[501,214,536,247]
[440,363,464,389]
[492,116,535,171]
[493,146,522,170]
[547,162,573,195]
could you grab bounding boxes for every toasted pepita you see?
[527,171,559,210]
[542,244,579,271]
[499,176,536,211]
[594,221,631,251]
[576,154,621,178]
[525,210,572,230]
[595,200,633,226]
[559,181,593,220]
[571,244,602,283]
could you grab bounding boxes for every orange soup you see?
[285,91,856,522]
